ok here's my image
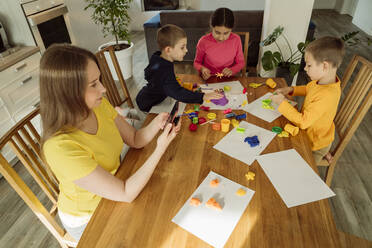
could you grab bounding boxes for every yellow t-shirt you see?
[43,98,124,216]
[278,79,341,151]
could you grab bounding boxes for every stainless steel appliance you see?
[21,0,75,52]
[0,20,9,53]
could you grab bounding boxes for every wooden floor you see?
[0,9,371,247]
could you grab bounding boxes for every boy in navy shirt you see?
[136,24,222,112]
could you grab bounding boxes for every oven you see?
[21,0,75,52]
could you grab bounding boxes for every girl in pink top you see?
[194,8,245,80]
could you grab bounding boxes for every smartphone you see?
[167,101,179,125]
[173,116,180,125]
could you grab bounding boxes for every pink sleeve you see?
[229,36,245,75]
[193,38,205,72]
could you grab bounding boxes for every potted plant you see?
[261,26,372,85]
[260,26,309,85]
[85,0,134,80]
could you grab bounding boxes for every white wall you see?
[65,0,160,51]
[188,0,265,10]
[0,1,35,46]
[335,0,358,16]
[313,0,336,9]
[64,0,113,52]
[128,0,159,31]
[352,0,372,35]
[258,0,314,85]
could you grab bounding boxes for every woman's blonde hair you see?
[40,44,98,145]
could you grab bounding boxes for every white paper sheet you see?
[242,92,297,123]
[149,97,186,114]
[213,121,276,165]
[200,81,247,110]
[172,171,255,248]
[256,149,335,208]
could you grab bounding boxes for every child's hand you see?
[201,67,211,80]
[222,68,233,77]
[154,112,169,130]
[203,92,223,101]
[270,93,286,105]
[156,122,180,153]
[274,87,293,96]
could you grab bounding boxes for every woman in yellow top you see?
[40,44,180,241]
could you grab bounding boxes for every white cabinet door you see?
[0,68,40,116]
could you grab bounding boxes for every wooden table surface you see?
[78,75,372,248]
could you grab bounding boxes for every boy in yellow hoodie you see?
[270,36,345,164]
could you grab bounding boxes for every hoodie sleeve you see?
[163,74,204,104]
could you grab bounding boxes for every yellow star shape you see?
[245,171,255,181]
[215,72,224,78]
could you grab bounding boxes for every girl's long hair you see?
[210,8,235,28]
[40,44,98,145]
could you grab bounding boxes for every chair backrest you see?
[95,45,134,108]
[335,55,372,137]
[322,55,372,186]
[0,108,76,247]
[234,32,250,77]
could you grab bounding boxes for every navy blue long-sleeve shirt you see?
[136,51,204,112]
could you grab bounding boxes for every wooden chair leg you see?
[325,162,336,186]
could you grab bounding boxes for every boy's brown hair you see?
[305,36,345,68]
[157,24,186,51]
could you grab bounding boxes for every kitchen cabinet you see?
[0,46,41,163]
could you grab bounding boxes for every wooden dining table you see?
[78,75,372,248]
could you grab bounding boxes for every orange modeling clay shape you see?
[190,197,201,206]
[206,198,222,211]
[210,179,219,187]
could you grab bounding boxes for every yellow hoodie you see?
[278,79,341,151]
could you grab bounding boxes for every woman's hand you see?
[274,87,293,96]
[203,92,223,102]
[201,66,211,80]
[153,112,169,130]
[222,68,233,77]
[156,121,181,153]
[270,93,286,105]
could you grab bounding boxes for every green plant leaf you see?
[261,51,282,71]
[84,0,133,44]
[289,63,300,77]
[260,26,284,46]
[297,41,309,54]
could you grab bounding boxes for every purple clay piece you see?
[211,93,229,106]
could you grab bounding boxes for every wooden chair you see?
[235,32,250,77]
[318,55,372,186]
[0,108,77,248]
[95,45,134,108]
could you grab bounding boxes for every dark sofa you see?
[143,10,315,70]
